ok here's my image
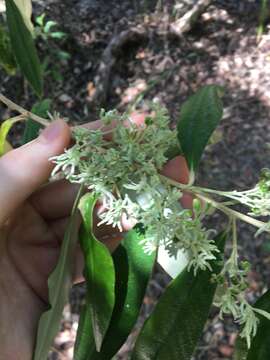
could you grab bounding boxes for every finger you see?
[47,199,133,243]
[29,180,80,220]
[48,212,124,250]
[180,192,194,209]
[161,156,193,209]
[0,120,71,225]
[82,112,146,130]
[101,233,123,252]
[93,208,123,238]
[48,217,70,245]
[82,112,147,140]
[161,156,189,184]
[94,201,137,235]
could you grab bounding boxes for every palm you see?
[2,177,125,306]
[0,200,53,359]
[0,116,191,359]
[5,201,61,303]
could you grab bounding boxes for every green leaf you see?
[50,31,67,39]
[0,117,22,156]
[74,227,155,360]
[234,289,270,360]
[33,186,83,360]
[132,232,227,360]
[56,50,71,61]
[74,295,94,360]
[35,13,45,27]
[44,20,57,34]
[22,99,51,144]
[5,0,43,96]
[177,85,223,173]
[0,24,16,75]
[78,193,115,351]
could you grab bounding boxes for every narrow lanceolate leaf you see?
[33,186,83,360]
[132,232,227,360]
[78,193,115,352]
[74,294,94,360]
[0,116,23,156]
[234,289,270,360]
[22,99,52,144]
[74,228,155,360]
[5,0,43,96]
[177,85,223,174]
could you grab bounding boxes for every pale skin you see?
[0,115,191,360]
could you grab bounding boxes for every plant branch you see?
[195,193,268,231]
[160,174,270,232]
[0,93,50,127]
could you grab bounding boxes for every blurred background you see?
[1,0,270,359]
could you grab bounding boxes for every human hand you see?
[0,115,191,360]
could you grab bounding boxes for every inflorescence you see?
[50,105,270,346]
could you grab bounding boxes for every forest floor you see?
[1,0,270,359]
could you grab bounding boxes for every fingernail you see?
[39,120,63,143]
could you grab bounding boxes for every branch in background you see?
[90,1,212,107]
[170,0,212,36]
[91,27,148,106]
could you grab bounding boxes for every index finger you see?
[80,112,146,139]
[161,156,193,209]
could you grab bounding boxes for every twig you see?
[91,26,148,106]
[170,0,212,36]
[160,174,270,232]
[196,193,268,231]
[0,93,50,127]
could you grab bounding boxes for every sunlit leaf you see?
[35,13,45,27]
[78,193,115,351]
[132,232,227,360]
[74,227,155,360]
[50,31,66,39]
[44,20,57,33]
[177,85,223,175]
[0,117,22,156]
[33,186,83,360]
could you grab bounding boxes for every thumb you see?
[0,120,71,225]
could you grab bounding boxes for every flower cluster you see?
[50,106,270,347]
[213,257,258,347]
[50,105,217,274]
[215,168,270,219]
